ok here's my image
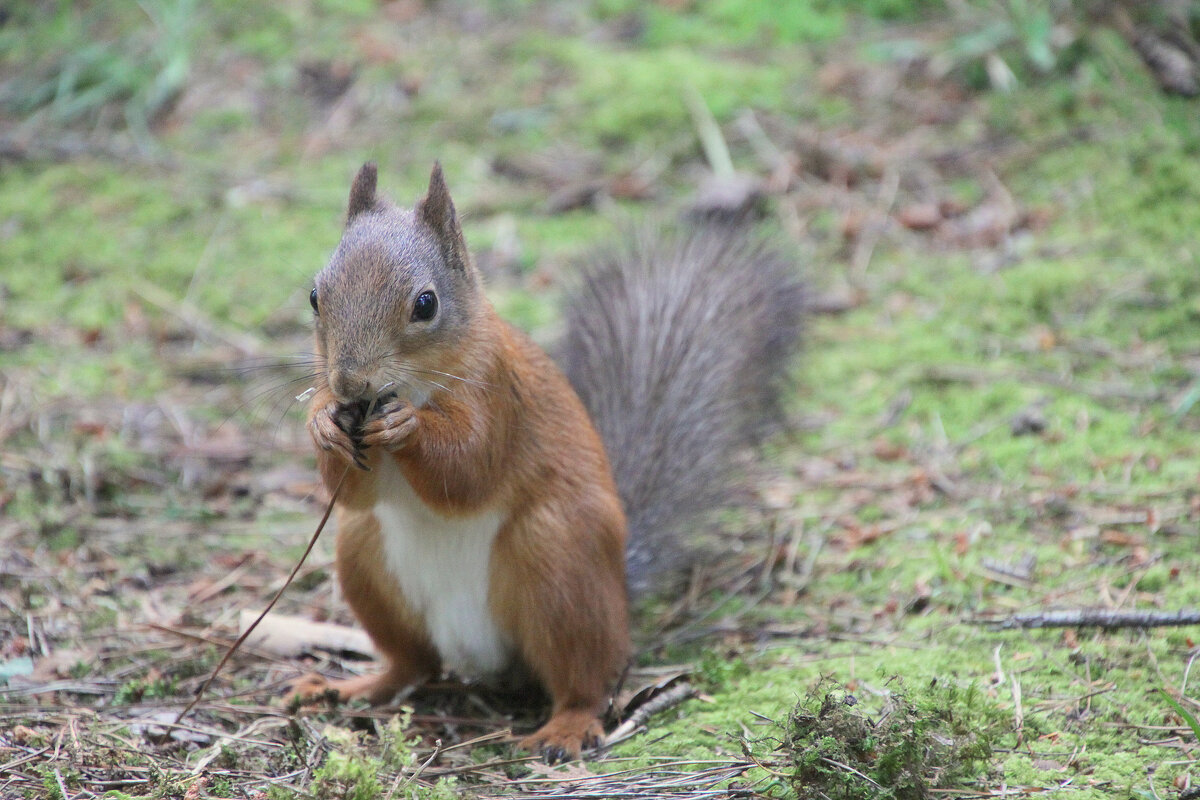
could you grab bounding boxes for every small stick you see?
[604,682,696,746]
[175,464,350,724]
[979,609,1200,631]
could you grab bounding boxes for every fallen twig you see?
[604,682,696,747]
[0,131,176,167]
[979,609,1200,631]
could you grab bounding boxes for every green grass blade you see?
[1157,688,1200,742]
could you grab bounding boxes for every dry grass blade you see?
[683,82,733,179]
[174,463,351,724]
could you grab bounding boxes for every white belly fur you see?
[372,457,510,676]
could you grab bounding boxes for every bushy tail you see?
[560,225,805,594]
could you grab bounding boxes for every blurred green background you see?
[2,2,1200,798]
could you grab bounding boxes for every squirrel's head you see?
[311,162,481,406]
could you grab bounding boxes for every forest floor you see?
[1,2,1199,798]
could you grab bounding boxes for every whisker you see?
[381,369,452,397]
[375,351,491,391]
[240,372,321,405]
[410,366,492,389]
[215,369,323,441]
[217,354,325,377]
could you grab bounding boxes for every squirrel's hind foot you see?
[519,710,605,763]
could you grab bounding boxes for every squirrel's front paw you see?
[360,400,419,451]
[309,401,368,469]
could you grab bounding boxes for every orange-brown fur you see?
[301,164,629,761]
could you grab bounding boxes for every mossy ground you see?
[1,2,1198,798]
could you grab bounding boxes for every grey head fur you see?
[313,163,479,405]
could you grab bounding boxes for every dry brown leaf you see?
[1100,529,1145,548]
[871,438,907,462]
[239,610,376,659]
[896,202,941,231]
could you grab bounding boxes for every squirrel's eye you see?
[412,290,438,322]
[309,287,319,314]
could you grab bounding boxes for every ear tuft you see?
[418,162,455,233]
[347,162,379,223]
[417,162,469,270]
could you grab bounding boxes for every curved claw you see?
[310,402,370,470]
[360,400,419,452]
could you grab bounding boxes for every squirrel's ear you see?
[417,162,468,271]
[346,162,379,224]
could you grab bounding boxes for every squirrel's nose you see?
[329,369,372,404]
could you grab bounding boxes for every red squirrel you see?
[297,163,803,762]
